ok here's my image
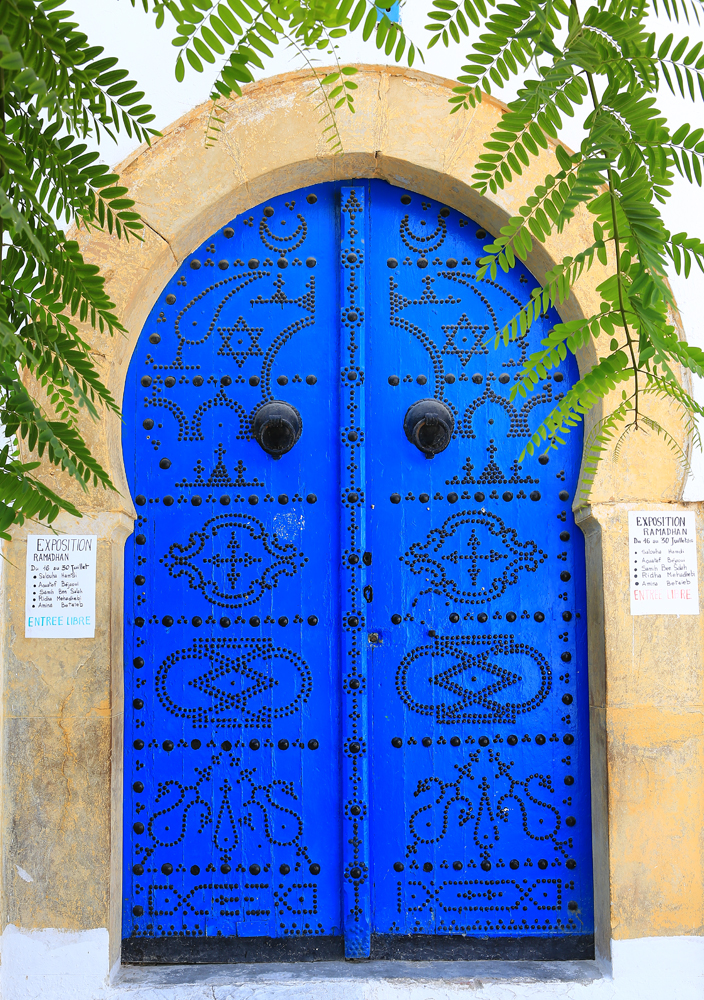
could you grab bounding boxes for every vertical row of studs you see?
[340,186,371,958]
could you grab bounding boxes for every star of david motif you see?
[217,315,264,366]
[402,509,547,606]
[441,313,489,366]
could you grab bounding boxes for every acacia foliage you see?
[141,0,704,492]
[0,0,156,538]
[441,0,704,487]
[139,0,420,148]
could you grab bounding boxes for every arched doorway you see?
[121,180,592,962]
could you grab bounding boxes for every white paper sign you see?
[25,535,97,638]
[629,512,699,615]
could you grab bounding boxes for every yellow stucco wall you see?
[1,67,702,968]
[578,504,704,955]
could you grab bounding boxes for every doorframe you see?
[3,66,697,978]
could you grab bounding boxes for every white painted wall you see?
[0,926,702,999]
[64,0,704,498]
[0,924,110,1000]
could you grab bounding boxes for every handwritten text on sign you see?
[629,512,699,615]
[25,535,97,638]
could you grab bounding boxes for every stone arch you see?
[67,65,686,516]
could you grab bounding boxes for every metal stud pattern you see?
[122,181,592,959]
[338,187,371,957]
[365,184,591,942]
[123,189,341,949]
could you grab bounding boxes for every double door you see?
[122,181,592,961]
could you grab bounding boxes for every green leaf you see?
[186,46,204,71]
[193,36,217,63]
[210,15,234,44]
[0,51,23,70]
[227,0,253,22]
[350,0,367,31]
[362,5,378,40]
[672,36,689,61]
[659,33,674,58]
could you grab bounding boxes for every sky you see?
[69,0,704,499]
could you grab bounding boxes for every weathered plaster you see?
[1,512,130,970]
[1,67,702,992]
[576,502,704,948]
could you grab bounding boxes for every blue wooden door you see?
[122,181,592,963]
[363,183,592,953]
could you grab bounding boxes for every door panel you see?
[364,181,592,945]
[122,186,343,956]
[122,180,592,962]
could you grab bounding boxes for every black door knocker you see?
[252,401,302,458]
[403,399,454,458]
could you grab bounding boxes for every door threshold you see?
[116,957,603,988]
